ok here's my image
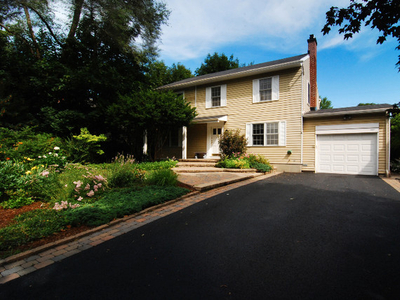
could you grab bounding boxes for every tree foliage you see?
[0,1,198,161]
[195,52,241,76]
[107,89,196,161]
[322,0,400,71]
[320,97,333,109]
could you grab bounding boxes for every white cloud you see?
[157,0,350,62]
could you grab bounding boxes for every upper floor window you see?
[252,75,279,103]
[259,78,272,101]
[211,87,221,107]
[206,84,227,108]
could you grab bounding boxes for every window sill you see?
[206,106,226,109]
[253,99,279,104]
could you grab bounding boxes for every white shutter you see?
[246,123,253,146]
[205,87,211,108]
[252,79,260,103]
[221,84,227,106]
[278,121,286,146]
[272,75,279,100]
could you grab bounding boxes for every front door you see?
[211,127,222,154]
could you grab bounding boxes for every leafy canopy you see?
[195,52,241,76]
[320,97,333,109]
[322,0,400,71]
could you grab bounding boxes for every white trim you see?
[143,130,148,154]
[316,123,379,135]
[182,126,187,159]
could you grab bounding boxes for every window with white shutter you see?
[246,121,286,146]
[253,75,279,103]
[206,84,227,108]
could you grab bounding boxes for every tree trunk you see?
[23,5,40,59]
[67,0,85,41]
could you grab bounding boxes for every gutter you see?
[303,107,392,118]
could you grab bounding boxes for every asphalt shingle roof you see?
[158,53,309,90]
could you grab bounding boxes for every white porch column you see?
[182,126,187,159]
[143,130,148,155]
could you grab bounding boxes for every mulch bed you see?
[0,203,92,258]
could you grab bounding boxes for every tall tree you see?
[320,97,333,109]
[0,0,170,134]
[322,0,400,71]
[195,52,241,76]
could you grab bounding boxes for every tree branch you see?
[23,4,41,59]
[23,3,64,48]
[68,0,85,41]
[0,23,36,57]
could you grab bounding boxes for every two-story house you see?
[157,35,391,176]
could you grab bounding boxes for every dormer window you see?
[206,84,227,108]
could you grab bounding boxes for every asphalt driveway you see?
[1,173,400,299]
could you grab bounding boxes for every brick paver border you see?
[0,172,280,284]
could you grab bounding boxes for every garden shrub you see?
[137,160,178,171]
[219,129,248,159]
[146,169,178,186]
[216,153,272,172]
[0,126,63,163]
[64,128,107,163]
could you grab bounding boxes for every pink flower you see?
[87,190,95,197]
[84,183,90,190]
[41,170,50,177]
[77,196,83,201]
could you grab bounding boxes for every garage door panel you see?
[317,133,377,175]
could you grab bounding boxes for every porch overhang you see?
[193,115,228,124]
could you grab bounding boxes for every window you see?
[266,122,278,145]
[253,76,279,103]
[206,85,227,108]
[246,121,286,146]
[259,78,272,101]
[211,87,221,107]
[252,124,264,145]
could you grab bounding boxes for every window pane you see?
[252,124,264,145]
[259,78,272,101]
[211,87,221,107]
[266,122,279,145]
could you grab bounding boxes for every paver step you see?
[176,162,217,168]
[178,159,219,163]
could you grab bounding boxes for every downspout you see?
[300,63,304,166]
[387,114,391,177]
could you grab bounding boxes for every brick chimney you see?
[307,34,317,110]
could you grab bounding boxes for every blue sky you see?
[156,0,400,108]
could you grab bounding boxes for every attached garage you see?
[302,105,392,176]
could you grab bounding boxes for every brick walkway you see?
[0,172,280,284]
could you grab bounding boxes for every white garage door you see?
[316,133,378,175]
